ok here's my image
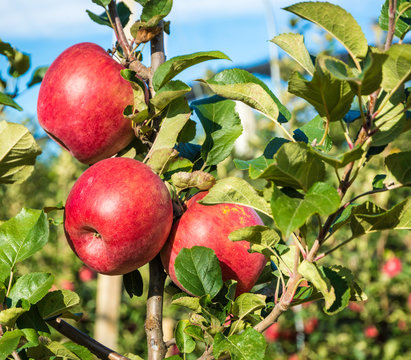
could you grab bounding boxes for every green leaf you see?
[199,68,291,123]
[271,33,315,75]
[92,0,111,6]
[150,80,191,110]
[0,208,49,270]
[288,55,355,122]
[309,144,364,169]
[63,342,93,360]
[175,320,196,354]
[385,151,411,185]
[382,44,411,92]
[27,66,48,88]
[171,296,201,312]
[18,328,40,351]
[293,115,332,152]
[199,177,272,217]
[171,171,216,191]
[192,96,242,166]
[329,265,367,301]
[271,182,340,237]
[37,290,80,319]
[184,325,204,342]
[0,92,22,111]
[231,293,266,319]
[372,174,387,189]
[213,327,267,360]
[175,246,223,298]
[141,0,173,27]
[379,0,411,39]
[257,142,325,191]
[0,121,42,184]
[0,307,27,327]
[120,69,148,123]
[146,148,179,174]
[284,1,368,60]
[16,305,50,336]
[86,2,131,28]
[9,272,54,307]
[124,354,145,360]
[45,340,81,360]
[153,51,230,90]
[0,329,23,360]
[123,269,144,298]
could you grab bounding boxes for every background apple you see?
[37,42,136,164]
[64,157,173,275]
[264,323,281,343]
[161,192,267,296]
[78,266,96,282]
[382,257,402,278]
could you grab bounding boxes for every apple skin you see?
[37,42,136,164]
[161,192,267,296]
[64,157,173,275]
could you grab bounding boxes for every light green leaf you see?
[0,120,42,184]
[288,55,355,122]
[0,307,27,327]
[171,296,201,312]
[385,151,411,185]
[271,33,315,75]
[45,340,81,360]
[63,342,93,360]
[175,320,196,354]
[175,246,223,298]
[382,44,411,91]
[284,1,368,60]
[293,115,332,152]
[379,0,411,39]
[0,92,22,111]
[146,148,179,174]
[0,329,24,360]
[231,293,266,319]
[213,327,266,360]
[153,51,230,90]
[150,80,191,110]
[0,208,49,270]
[37,290,80,319]
[199,68,290,123]
[184,325,204,342]
[309,144,364,169]
[192,96,242,166]
[9,272,54,307]
[140,0,173,27]
[199,177,272,217]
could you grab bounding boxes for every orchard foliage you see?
[0,0,410,359]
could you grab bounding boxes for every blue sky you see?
[1,0,387,123]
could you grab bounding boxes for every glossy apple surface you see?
[64,157,173,275]
[37,42,135,164]
[161,192,267,296]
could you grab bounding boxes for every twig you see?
[385,0,398,51]
[108,0,132,59]
[164,338,176,348]
[47,318,130,360]
[149,20,166,96]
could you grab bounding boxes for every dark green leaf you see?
[27,66,48,88]
[293,115,332,152]
[0,92,22,111]
[199,177,272,217]
[213,327,266,360]
[192,96,242,166]
[0,121,42,184]
[0,208,48,270]
[177,119,196,143]
[0,329,23,360]
[123,269,144,298]
[174,246,223,298]
[37,290,80,319]
[9,272,54,307]
[87,2,131,28]
[141,0,173,27]
[385,151,411,185]
[92,0,111,6]
[322,266,350,315]
[16,305,50,336]
[153,51,230,90]
[175,320,196,354]
[199,68,290,124]
[372,174,387,189]
[284,1,368,59]
[309,144,364,169]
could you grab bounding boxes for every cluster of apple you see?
[37,43,266,296]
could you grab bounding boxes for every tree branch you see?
[149,20,165,96]
[47,318,130,360]
[108,0,132,59]
[385,0,398,51]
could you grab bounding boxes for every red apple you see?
[64,157,173,275]
[364,325,378,338]
[37,42,138,164]
[161,192,267,296]
[382,257,402,278]
[264,323,281,342]
[304,317,319,334]
[408,293,411,311]
[78,266,96,282]
[60,279,75,291]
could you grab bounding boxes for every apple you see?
[304,317,318,334]
[364,325,378,338]
[408,293,411,311]
[60,279,75,291]
[382,257,402,278]
[160,192,267,296]
[78,266,96,282]
[264,323,281,342]
[64,157,173,275]
[37,42,139,164]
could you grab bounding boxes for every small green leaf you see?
[184,325,204,342]
[0,329,24,360]
[284,1,368,60]
[0,208,49,270]
[293,115,332,152]
[16,305,50,336]
[146,148,179,174]
[153,51,230,90]
[175,320,196,354]
[309,144,364,169]
[192,96,242,166]
[0,120,42,184]
[123,269,144,298]
[199,177,272,217]
[385,151,411,185]
[171,171,216,191]
[175,246,223,298]
[63,342,93,360]
[171,296,201,312]
[92,0,111,6]
[37,290,80,319]
[44,340,81,360]
[27,66,48,88]
[0,307,27,327]
[213,327,267,360]
[150,80,191,110]
[9,272,54,307]
[0,92,22,111]
[86,2,131,28]
[382,44,411,92]
[271,33,314,75]
[18,328,40,351]
[140,0,173,27]
[199,68,290,123]
[372,174,387,189]
[231,293,266,319]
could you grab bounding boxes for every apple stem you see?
[47,317,130,360]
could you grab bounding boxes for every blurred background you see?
[1,0,410,359]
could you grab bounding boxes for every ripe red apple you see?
[78,266,96,282]
[304,317,319,334]
[37,42,139,164]
[264,323,281,342]
[60,279,75,291]
[64,157,173,275]
[364,325,378,338]
[160,192,267,296]
[382,257,402,278]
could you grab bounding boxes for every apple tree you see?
[0,0,410,359]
